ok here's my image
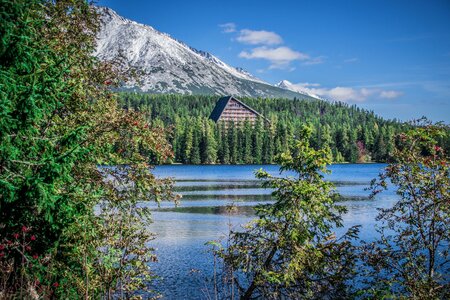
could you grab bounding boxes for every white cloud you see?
[234,28,324,68]
[302,56,326,65]
[284,82,402,102]
[380,90,403,99]
[237,29,283,45]
[239,46,309,69]
[320,87,375,102]
[219,23,236,33]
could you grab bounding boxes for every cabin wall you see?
[218,99,258,123]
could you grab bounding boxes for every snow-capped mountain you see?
[95,7,317,100]
[275,80,325,100]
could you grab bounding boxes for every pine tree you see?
[252,119,264,164]
[201,119,217,163]
[229,123,238,164]
[243,121,253,164]
[190,118,202,164]
[220,126,359,299]
[183,122,194,163]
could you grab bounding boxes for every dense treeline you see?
[120,93,411,164]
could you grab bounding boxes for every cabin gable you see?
[209,96,266,124]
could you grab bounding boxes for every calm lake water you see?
[145,164,397,299]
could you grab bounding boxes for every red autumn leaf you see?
[434,145,442,152]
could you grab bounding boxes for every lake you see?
[145,164,397,299]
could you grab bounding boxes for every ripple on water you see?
[146,164,395,299]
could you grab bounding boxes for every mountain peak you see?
[96,6,132,26]
[276,80,293,89]
[276,80,324,100]
[94,7,317,100]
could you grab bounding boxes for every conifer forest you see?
[120,93,449,164]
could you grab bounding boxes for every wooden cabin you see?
[209,96,267,124]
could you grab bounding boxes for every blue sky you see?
[97,0,450,122]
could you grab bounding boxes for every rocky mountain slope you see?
[95,7,318,100]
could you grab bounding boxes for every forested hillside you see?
[119,93,438,164]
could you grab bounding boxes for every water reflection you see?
[154,205,256,216]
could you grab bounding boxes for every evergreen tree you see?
[263,127,274,164]
[182,120,194,163]
[373,132,386,161]
[229,123,238,164]
[243,121,253,164]
[201,119,217,164]
[252,119,264,164]
[219,126,359,299]
[190,118,202,164]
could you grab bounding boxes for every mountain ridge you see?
[95,6,320,100]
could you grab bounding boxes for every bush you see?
[361,119,450,299]
[0,1,176,298]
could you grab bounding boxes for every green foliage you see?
[218,125,360,299]
[361,119,450,299]
[119,93,415,164]
[0,1,176,298]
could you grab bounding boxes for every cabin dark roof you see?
[209,96,231,122]
[209,96,267,122]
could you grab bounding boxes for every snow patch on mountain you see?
[94,7,316,100]
[275,80,325,100]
